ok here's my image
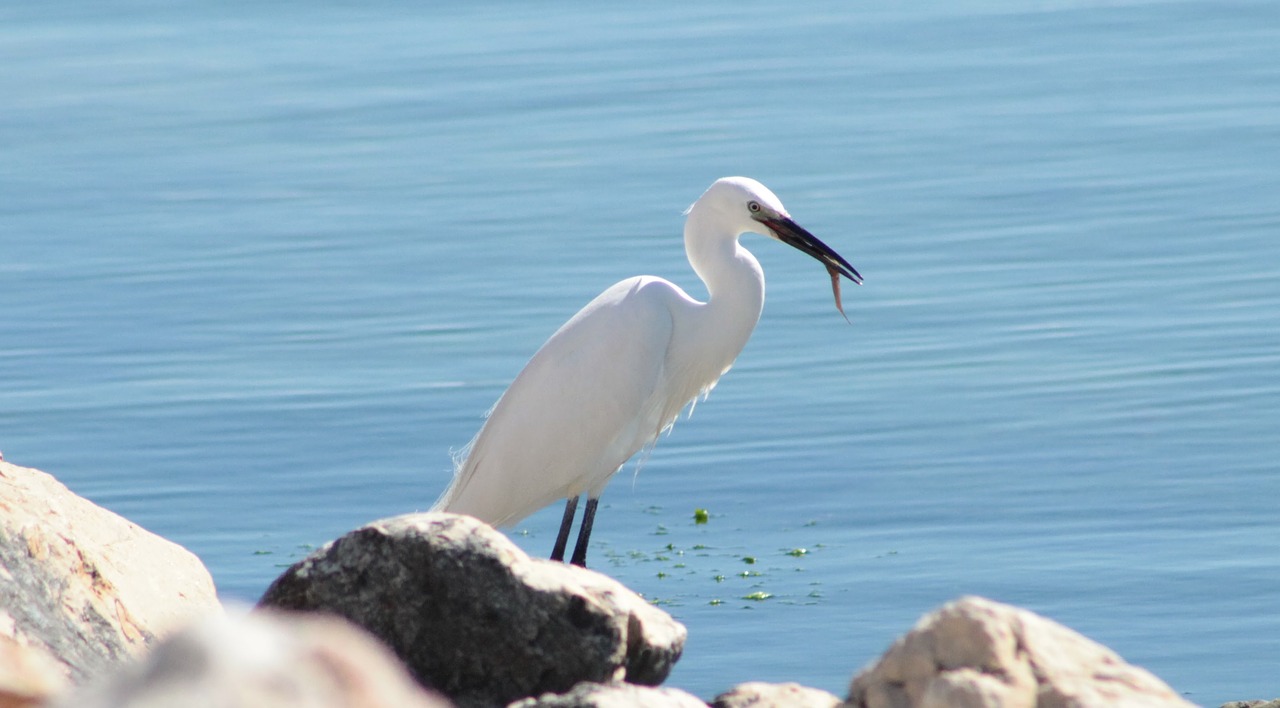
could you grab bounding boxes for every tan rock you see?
[0,461,221,683]
[845,596,1194,708]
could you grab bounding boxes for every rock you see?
[1221,702,1280,708]
[844,596,1194,708]
[511,681,708,707]
[0,461,221,684]
[259,512,686,708]
[53,610,452,708]
[713,681,841,707]
[0,632,66,708]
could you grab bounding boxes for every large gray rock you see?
[54,610,452,708]
[713,681,841,707]
[259,513,686,708]
[0,461,221,685]
[510,681,708,708]
[844,596,1194,708]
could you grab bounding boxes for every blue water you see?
[4,2,1278,704]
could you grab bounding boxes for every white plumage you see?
[433,176,860,565]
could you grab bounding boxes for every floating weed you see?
[692,544,708,551]
[786,547,808,557]
[709,598,724,606]
[252,550,273,556]
[694,508,710,524]
[714,574,726,583]
[743,591,773,601]
[742,556,757,565]
[654,524,669,536]
[657,572,668,579]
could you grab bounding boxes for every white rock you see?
[510,681,707,707]
[845,596,1194,708]
[713,681,842,707]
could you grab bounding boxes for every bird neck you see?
[683,209,766,335]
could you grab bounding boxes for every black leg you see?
[569,497,598,567]
[550,496,579,562]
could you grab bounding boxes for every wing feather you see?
[434,276,680,526]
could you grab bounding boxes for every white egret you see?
[433,177,861,566]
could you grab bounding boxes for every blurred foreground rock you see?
[511,681,706,707]
[259,512,686,708]
[0,460,220,695]
[1,633,66,708]
[844,596,1195,708]
[713,681,841,707]
[54,610,452,708]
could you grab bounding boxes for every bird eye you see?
[748,201,762,213]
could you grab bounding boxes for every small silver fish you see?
[826,262,850,323]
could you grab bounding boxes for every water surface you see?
[3,2,1278,703]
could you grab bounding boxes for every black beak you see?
[761,215,863,285]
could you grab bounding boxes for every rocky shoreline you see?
[0,459,1270,707]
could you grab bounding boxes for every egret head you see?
[691,177,863,288]
[689,177,787,232]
